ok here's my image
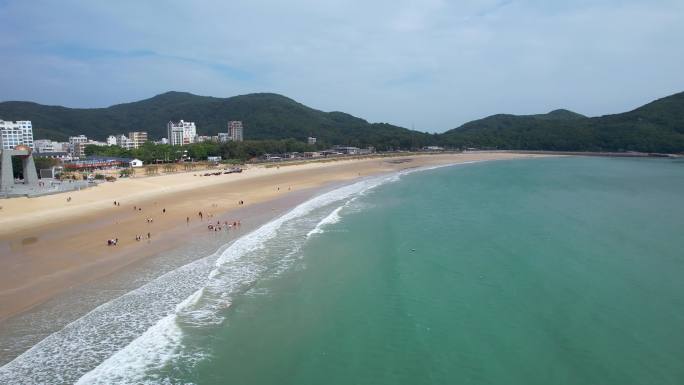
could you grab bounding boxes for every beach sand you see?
[0,153,545,324]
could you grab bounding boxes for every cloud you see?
[0,0,683,132]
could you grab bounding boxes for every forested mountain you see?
[440,92,684,153]
[1,91,683,153]
[0,92,434,150]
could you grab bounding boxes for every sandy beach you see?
[0,153,544,324]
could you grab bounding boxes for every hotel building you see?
[227,121,244,142]
[0,120,34,150]
[167,120,197,146]
[68,135,88,158]
[128,131,148,148]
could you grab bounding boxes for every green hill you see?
[0,91,433,150]
[1,90,683,153]
[440,92,684,153]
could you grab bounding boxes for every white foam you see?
[2,160,478,385]
[74,314,183,385]
[74,172,406,384]
[307,204,345,237]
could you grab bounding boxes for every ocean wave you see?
[74,172,406,384]
[306,204,345,238]
[1,161,473,385]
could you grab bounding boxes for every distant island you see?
[0,90,682,153]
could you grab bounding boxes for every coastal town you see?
[0,118,411,198]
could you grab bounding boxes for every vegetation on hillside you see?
[84,139,321,163]
[1,91,683,153]
[0,92,434,150]
[440,92,684,153]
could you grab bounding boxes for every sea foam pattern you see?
[0,162,470,385]
[75,172,406,384]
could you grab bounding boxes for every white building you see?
[197,135,218,143]
[128,131,148,148]
[0,120,34,150]
[218,132,230,143]
[106,135,117,146]
[87,140,108,147]
[129,158,144,168]
[116,134,135,150]
[228,121,244,142]
[34,139,67,153]
[68,135,88,158]
[167,120,197,146]
[69,135,88,146]
[307,137,317,145]
[38,152,72,162]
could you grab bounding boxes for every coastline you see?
[0,152,548,364]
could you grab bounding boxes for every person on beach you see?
[163,208,166,214]
[186,217,190,224]
[199,211,203,220]
[147,232,151,239]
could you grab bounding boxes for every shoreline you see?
[0,183,331,366]
[0,153,548,363]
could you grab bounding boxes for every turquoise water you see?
[4,157,683,385]
[167,157,684,384]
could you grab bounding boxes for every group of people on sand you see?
[208,220,241,232]
[105,199,247,247]
[134,233,151,241]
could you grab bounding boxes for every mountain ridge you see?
[0,91,433,150]
[1,90,683,153]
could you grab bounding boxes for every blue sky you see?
[0,0,682,132]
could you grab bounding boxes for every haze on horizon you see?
[0,0,683,133]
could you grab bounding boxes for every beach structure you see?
[38,151,72,161]
[129,158,144,168]
[0,145,39,191]
[0,120,34,150]
[423,146,445,151]
[64,156,131,170]
[167,120,197,145]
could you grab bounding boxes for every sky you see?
[0,0,683,133]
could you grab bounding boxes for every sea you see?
[1,156,683,385]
